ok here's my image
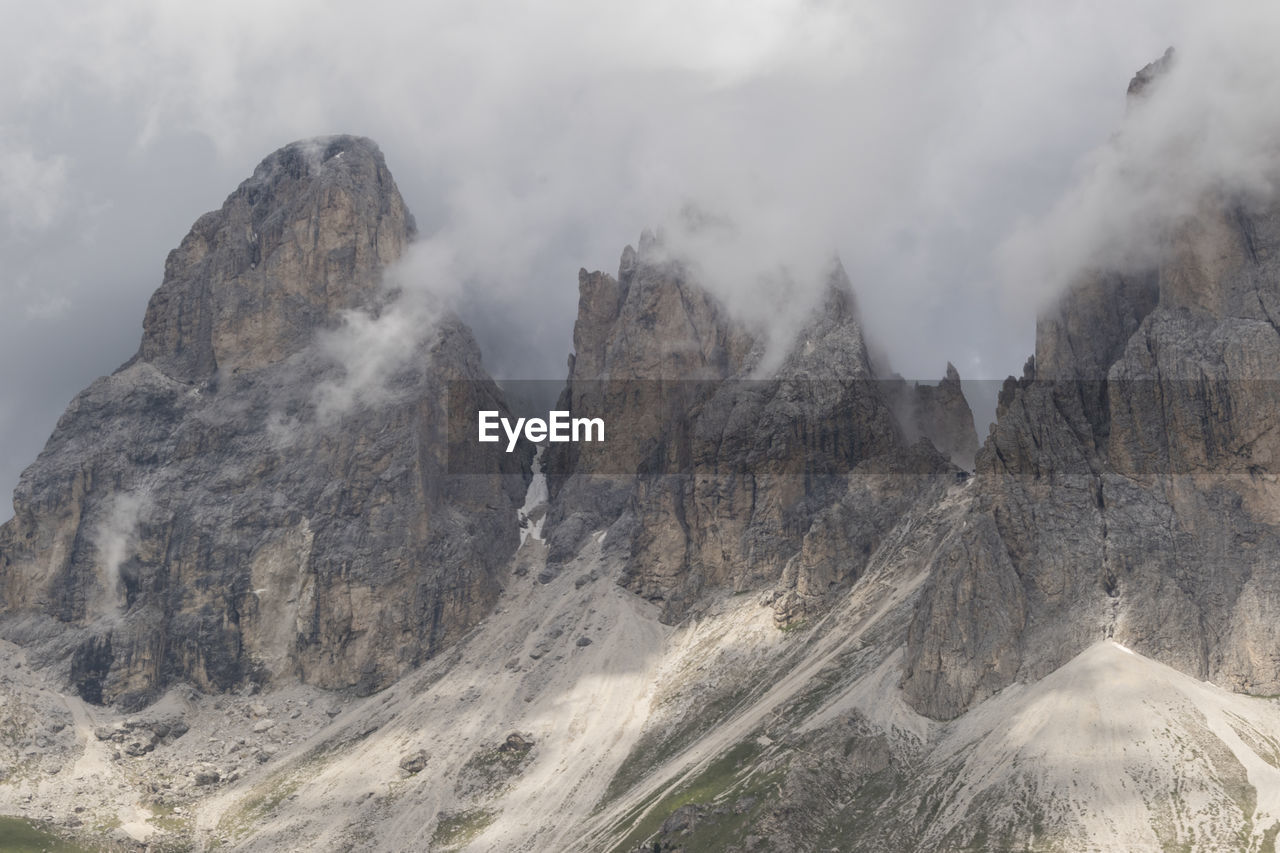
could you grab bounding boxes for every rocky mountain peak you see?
[903,363,979,470]
[1126,46,1175,100]
[544,236,959,623]
[0,138,523,709]
[139,135,415,383]
[772,260,873,378]
[819,260,858,320]
[903,50,1280,721]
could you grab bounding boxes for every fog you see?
[3,0,1268,506]
[91,490,150,621]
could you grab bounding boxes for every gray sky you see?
[1,0,1264,509]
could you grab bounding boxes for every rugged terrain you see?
[5,52,1280,853]
[543,240,960,627]
[0,136,529,709]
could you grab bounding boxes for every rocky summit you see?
[4,55,1280,853]
[543,240,958,626]
[0,136,527,709]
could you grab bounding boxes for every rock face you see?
[543,234,759,563]
[888,363,980,470]
[545,236,960,622]
[901,60,1280,719]
[1126,46,1175,99]
[0,136,527,708]
[140,136,414,383]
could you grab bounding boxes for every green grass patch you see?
[670,780,779,853]
[608,739,768,853]
[430,808,495,849]
[601,683,759,807]
[456,745,533,799]
[215,724,370,841]
[218,772,304,840]
[0,816,92,853]
[1261,821,1280,853]
[147,801,193,836]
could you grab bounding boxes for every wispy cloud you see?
[310,238,459,423]
[997,2,1280,312]
[0,133,68,231]
[91,490,150,620]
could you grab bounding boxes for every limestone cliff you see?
[887,363,981,470]
[140,136,414,383]
[545,236,960,623]
[0,136,527,708]
[901,57,1280,719]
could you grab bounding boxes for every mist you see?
[3,0,1271,507]
[998,5,1280,312]
[91,490,150,622]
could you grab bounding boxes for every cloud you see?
[6,0,1273,505]
[0,134,68,231]
[91,490,150,621]
[311,239,459,423]
[996,2,1280,313]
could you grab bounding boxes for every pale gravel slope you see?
[921,640,1280,851]
[195,529,671,851]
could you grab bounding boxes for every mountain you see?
[4,52,1280,853]
[901,68,1280,723]
[0,136,528,709]
[543,236,957,626]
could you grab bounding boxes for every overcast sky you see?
[1,0,1269,508]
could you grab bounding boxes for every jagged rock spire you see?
[140,135,415,382]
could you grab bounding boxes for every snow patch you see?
[518,445,548,544]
